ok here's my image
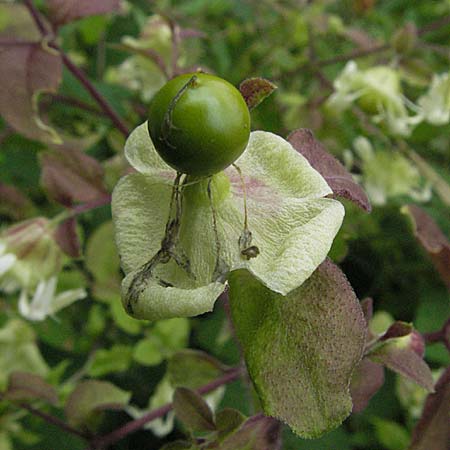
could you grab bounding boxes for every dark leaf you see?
[54,218,81,258]
[229,260,366,438]
[239,78,277,110]
[350,358,385,413]
[215,408,246,440]
[288,129,371,212]
[361,297,374,324]
[218,414,282,450]
[0,42,62,143]
[380,321,414,341]
[368,335,434,392]
[4,372,58,405]
[40,147,107,206]
[173,387,216,432]
[409,367,450,450]
[47,0,122,27]
[0,183,35,220]
[403,205,450,290]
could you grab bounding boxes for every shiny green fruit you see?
[148,73,250,176]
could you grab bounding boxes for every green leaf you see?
[85,221,121,302]
[0,319,48,390]
[215,408,246,440]
[167,349,226,389]
[133,337,164,366]
[3,372,58,405]
[371,417,410,450]
[229,261,366,438]
[65,380,131,430]
[88,345,133,377]
[173,387,216,432]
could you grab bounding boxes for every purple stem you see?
[19,402,90,441]
[71,195,112,216]
[89,367,243,450]
[23,0,130,138]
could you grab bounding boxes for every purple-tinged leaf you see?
[409,367,450,450]
[173,387,216,432]
[402,205,450,290]
[368,335,434,392]
[239,78,277,110]
[229,260,366,438]
[0,183,35,220]
[288,129,371,212]
[65,380,131,430]
[380,321,414,341]
[54,218,81,258]
[0,42,62,143]
[4,371,58,405]
[47,0,122,27]
[40,147,107,206]
[361,297,373,323]
[350,359,385,413]
[219,414,282,450]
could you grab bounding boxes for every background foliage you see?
[0,0,449,449]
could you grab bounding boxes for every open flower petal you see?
[113,124,344,320]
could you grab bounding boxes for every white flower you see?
[0,243,16,278]
[18,276,86,321]
[418,72,450,125]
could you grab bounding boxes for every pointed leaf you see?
[239,78,277,110]
[0,42,62,142]
[173,387,216,432]
[215,408,246,440]
[168,349,227,389]
[288,129,371,212]
[402,205,450,290]
[229,260,366,438]
[409,367,450,450]
[218,414,282,450]
[0,183,35,220]
[368,335,434,392]
[350,359,385,413]
[54,217,81,258]
[65,380,131,429]
[4,372,58,405]
[47,0,122,27]
[40,148,107,206]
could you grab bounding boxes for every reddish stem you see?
[89,367,243,450]
[24,0,130,138]
[19,402,90,441]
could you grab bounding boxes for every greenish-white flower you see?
[352,136,431,205]
[418,72,450,125]
[112,123,344,321]
[0,218,86,321]
[328,61,421,137]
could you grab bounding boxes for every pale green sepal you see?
[112,172,173,273]
[124,121,175,180]
[238,197,345,295]
[121,272,224,321]
[232,130,332,199]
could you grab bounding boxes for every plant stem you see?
[24,0,130,137]
[89,366,243,450]
[19,402,90,441]
[423,318,450,351]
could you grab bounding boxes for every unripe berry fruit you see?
[148,73,251,176]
